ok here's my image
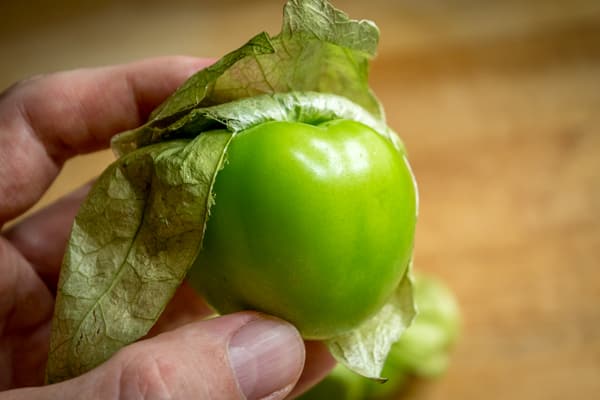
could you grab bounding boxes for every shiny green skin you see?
[189,119,417,339]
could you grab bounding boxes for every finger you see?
[0,237,54,389]
[2,183,92,288]
[0,56,213,224]
[288,341,336,399]
[5,312,306,400]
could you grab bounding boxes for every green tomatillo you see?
[188,119,418,339]
[46,0,423,383]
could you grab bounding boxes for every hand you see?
[0,57,335,399]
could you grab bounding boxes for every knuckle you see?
[0,73,45,104]
[116,348,179,400]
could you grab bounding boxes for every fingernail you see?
[228,317,305,400]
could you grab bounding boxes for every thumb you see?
[6,312,305,400]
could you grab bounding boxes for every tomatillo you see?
[188,119,417,339]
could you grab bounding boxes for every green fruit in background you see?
[301,274,461,399]
[189,119,417,339]
[382,275,460,379]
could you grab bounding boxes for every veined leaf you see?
[112,0,381,156]
[326,267,416,380]
[46,131,232,383]
[113,92,405,157]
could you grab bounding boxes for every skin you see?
[190,119,417,339]
[0,57,333,399]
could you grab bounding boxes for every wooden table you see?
[370,3,600,398]
[1,1,599,398]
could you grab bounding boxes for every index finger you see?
[0,56,212,225]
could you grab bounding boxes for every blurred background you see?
[1,0,599,398]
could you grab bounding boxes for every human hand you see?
[0,57,335,399]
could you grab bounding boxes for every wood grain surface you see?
[1,1,599,398]
[371,10,600,399]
